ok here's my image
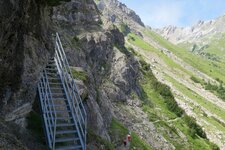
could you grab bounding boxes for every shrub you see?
[184,115,206,138]
[190,76,201,83]
[205,81,225,101]
[119,23,130,35]
[139,59,150,71]
[70,68,88,82]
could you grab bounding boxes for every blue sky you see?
[119,0,225,28]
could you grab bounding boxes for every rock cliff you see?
[0,0,52,126]
[52,0,142,143]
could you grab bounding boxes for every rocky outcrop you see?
[95,0,145,35]
[51,0,142,144]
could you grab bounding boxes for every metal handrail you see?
[54,33,87,149]
[56,34,87,124]
[57,33,87,117]
[55,36,85,123]
[38,82,51,148]
[43,69,57,149]
[54,44,85,144]
[38,72,57,149]
[55,40,86,125]
[42,78,54,143]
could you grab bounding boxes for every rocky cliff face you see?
[96,0,144,26]
[0,0,52,125]
[156,14,225,44]
[0,0,54,149]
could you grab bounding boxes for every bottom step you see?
[56,145,82,150]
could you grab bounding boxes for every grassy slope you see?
[165,74,225,123]
[126,32,220,149]
[127,33,194,78]
[143,29,225,82]
[140,70,216,150]
[179,33,225,58]
[204,34,225,57]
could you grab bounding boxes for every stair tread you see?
[51,98,67,101]
[47,104,69,107]
[56,123,75,127]
[55,137,79,143]
[56,130,77,134]
[49,82,62,84]
[50,87,64,90]
[55,145,82,150]
[49,92,65,95]
[46,110,71,113]
[47,116,73,120]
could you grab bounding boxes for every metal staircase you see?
[38,33,87,150]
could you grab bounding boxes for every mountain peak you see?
[95,0,145,27]
[156,14,225,44]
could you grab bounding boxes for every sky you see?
[119,0,225,28]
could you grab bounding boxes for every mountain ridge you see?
[155,14,225,44]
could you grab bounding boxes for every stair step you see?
[56,123,75,127]
[46,110,71,113]
[49,82,62,84]
[48,94,65,97]
[47,104,69,107]
[45,77,60,80]
[55,137,79,143]
[49,92,65,95]
[57,116,73,120]
[56,130,77,135]
[55,145,82,150]
[51,87,63,90]
[52,98,66,101]
[47,116,73,120]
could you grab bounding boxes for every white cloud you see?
[143,1,184,28]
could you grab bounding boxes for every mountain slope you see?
[156,15,225,63]
[126,26,225,149]
[96,0,223,149]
